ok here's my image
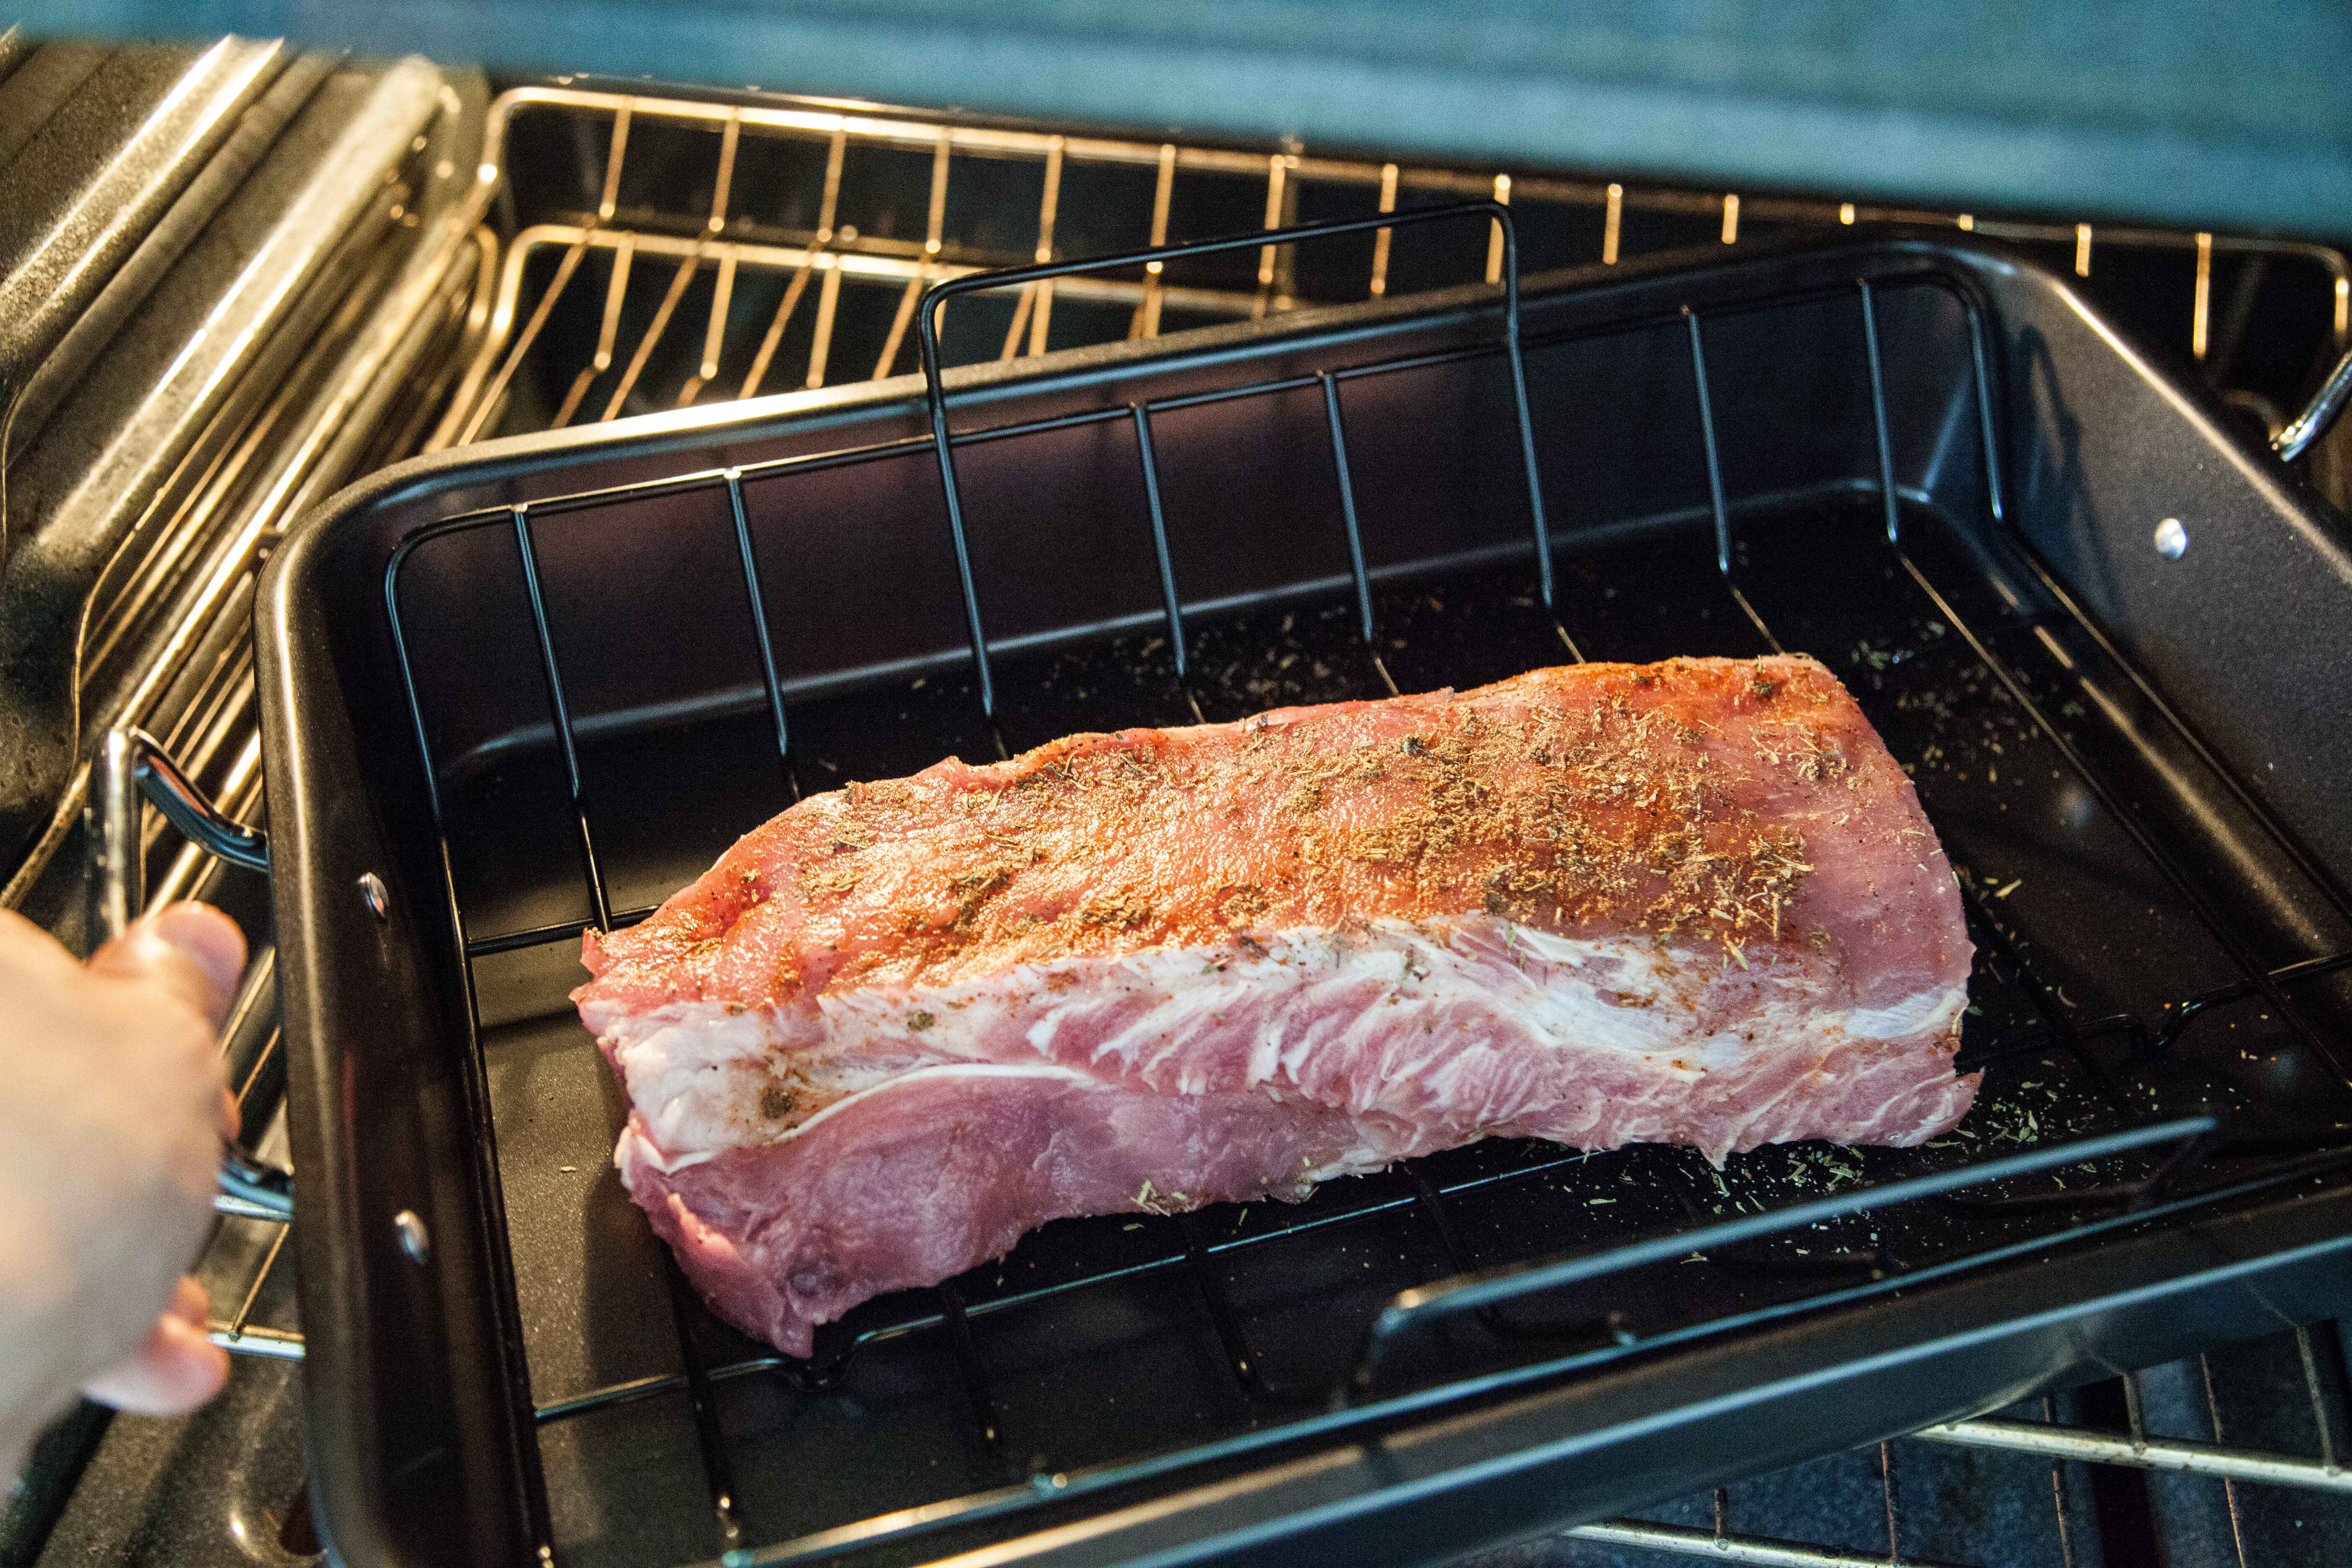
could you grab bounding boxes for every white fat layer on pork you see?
[614,1060,1395,1187]
[606,1006,921,1152]
[614,1062,1119,1178]
[600,916,1965,1163]
[1840,982,1968,1042]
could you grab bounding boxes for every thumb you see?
[86,902,246,1032]
[80,1279,230,1416]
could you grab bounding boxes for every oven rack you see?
[433,82,2352,451]
[258,209,2352,1564]
[1561,1326,2352,1568]
[0,98,498,934]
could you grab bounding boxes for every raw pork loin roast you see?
[574,656,1974,1356]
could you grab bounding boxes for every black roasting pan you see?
[254,229,2352,1566]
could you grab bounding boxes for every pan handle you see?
[89,726,294,1225]
[2275,346,2352,464]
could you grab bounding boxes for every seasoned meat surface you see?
[575,656,1974,1356]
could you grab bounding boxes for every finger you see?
[164,1274,211,1328]
[219,1085,242,1141]
[0,905,82,982]
[87,903,246,1031]
[79,1311,229,1415]
[150,903,246,1006]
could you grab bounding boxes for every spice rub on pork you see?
[575,655,1975,1357]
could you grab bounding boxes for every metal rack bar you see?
[1132,142,1176,338]
[554,237,632,428]
[1859,280,1901,544]
[1504,244,1555,611]
[1963,304,2007,525]
[601,247,702,422]
[1130,403,1187,676]
[739,255,814,401]
[1031,136,1063,356]
[1319,371,1377,642]
[219,1226,288,1341]
[1175,1212,1262,1393]
[998,277,1037,362]
[1878,1440,1903,1562]
[1369,163,1400,299]
[2193,232,2215,362]
[936,1279,1001,1449]
[2197,1353,2245,1565]
[871,128,950,382]
[1407,1165,1478,1279]
[1484,175,1511,285]
[508,504,613,931]
[696,254,737,397]
[1685,307,1732,575]
[1565,1517,1973,1567]
[200,946,306,1356]
[724,468,792,777]
[2041,1394,2080,1568]
[2300,1324,2344,1474]
[1254,154,1289,319]
[204,1322,304,1361]
[663,1256,746,1552]
[806,260,842,388]
[2151,951,2344,1059]
[1921,1417,2352,1490]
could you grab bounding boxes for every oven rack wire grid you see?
[251,180,2352,1567]
[436,82,2352,453]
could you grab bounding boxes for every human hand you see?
[0,903,245,1480]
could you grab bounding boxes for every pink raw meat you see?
[575,656,1975,1356]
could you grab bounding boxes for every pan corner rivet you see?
[395,1209,430,1264]
[2153,517,2189,560]
[358,872,389,920]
